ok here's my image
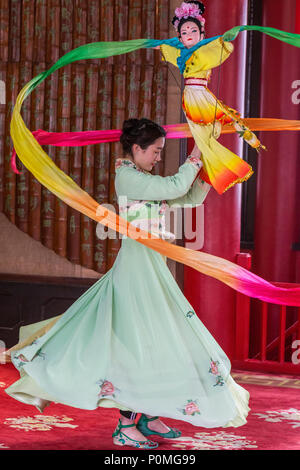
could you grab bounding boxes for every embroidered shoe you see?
[136,414,181,439]
[112,419,159,449]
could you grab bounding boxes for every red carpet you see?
[0,364,299,450]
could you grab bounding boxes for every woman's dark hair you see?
[172,1,205,37]
[120,118,166,156]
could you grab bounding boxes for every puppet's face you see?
[179,21,202,48]
[132,137,165,172]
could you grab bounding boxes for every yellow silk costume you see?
[160,38,264,194]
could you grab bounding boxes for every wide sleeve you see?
[167,176,211,208]
[115,156,202,201]
[159,44,180,68]
[192,37,234,71]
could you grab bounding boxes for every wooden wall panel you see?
[0,1,170,274]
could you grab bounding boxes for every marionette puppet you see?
[155,0,264,194]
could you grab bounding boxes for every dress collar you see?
[115,158,150,174]
[150,36,221,74]
[176,35,222,74]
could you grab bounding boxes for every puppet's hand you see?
[223,26,241,42]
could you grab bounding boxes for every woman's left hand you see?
[190,144,202,159]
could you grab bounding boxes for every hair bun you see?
[120,118,166,156]
[122,119,140,135]
[122,118,154,137]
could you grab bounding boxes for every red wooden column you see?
[295,0,300,283]
[296,0,300,32]
[253,1,300,287]
[184,0,248,358]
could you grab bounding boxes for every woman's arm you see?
[167,177,211,208]
[115,155,202,201]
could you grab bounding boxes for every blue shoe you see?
[136,414,181,439]
[112,419,159,449]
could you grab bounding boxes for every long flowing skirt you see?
[182,85,264,194]
[5,237,250,428]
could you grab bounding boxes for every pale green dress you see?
[5,155,250,428]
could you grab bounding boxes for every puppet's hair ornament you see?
[173,2,205,31]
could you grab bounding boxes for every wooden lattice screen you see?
[0,0,170,273]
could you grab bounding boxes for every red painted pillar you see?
[184,0,248,358]
[253,0,300,288]
[249,0,300,354]
[296,0,300,32]
[295,0,300,283]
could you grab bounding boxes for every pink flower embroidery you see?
[186,155,202,170]
[17,354,29,362]
[208,359,225,387]
[209,361,219,376]
[115,159,122,170]
[185,401,200,416]
[115,158,145,173]
[159,201,168,215]
[99,381,115,397]
[179,399,201,416]
[96,379,121,399]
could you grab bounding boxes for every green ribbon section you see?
[20,26,300,101]
[223,25,300,47]
[24,38,152,99]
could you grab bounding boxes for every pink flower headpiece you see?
[173,2,205,31]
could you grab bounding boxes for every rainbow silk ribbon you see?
[11,118,300,175]
[10,26,300,307]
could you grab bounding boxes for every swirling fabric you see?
[11,118,300,174]
[9,27,300,306]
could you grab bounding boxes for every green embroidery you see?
[186,311,195,318]
[36,351,46,360]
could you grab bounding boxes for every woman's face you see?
[132,137,165,172]
[179,21,203,48]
